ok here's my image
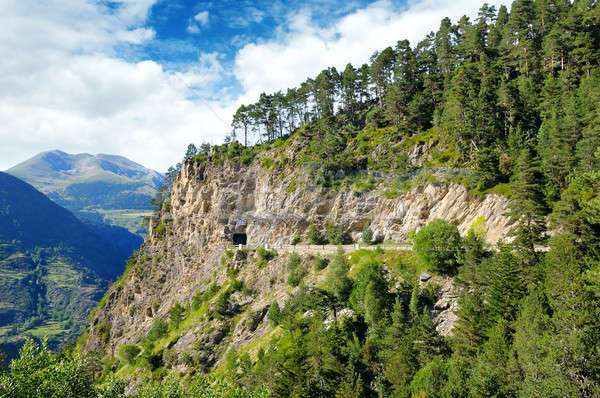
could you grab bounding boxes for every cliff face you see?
[161,160,513,248]
[84,157,514,372]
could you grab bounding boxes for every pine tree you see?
[508,146,548,269]
[325,248,352,302]
[487,245,525,322]
[452,293,487,359]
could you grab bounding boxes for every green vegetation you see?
[413,219,462,275]
[286,252,306,287]
[118,344,141,365]
[362,222,373,244]
[307,223,323,245]
[266,302,281,325]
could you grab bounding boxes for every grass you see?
[347,248,426,282]
[44,261,79,288]
[471,182,513,198]
[26,320,69,339]
[93,209,153,235]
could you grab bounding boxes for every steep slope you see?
[6,150,164,235]
[0,172,125,357]
[83,148,514,380]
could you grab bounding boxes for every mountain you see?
[6,150,164,235]
[0,172,126,361]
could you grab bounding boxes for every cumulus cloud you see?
[0,0,231,172]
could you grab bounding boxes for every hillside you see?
[82,147,514,388]
[0,172,126,361]
[6,150,164,235]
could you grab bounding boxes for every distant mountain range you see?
[0,172,128,361]
[6,150,164,236]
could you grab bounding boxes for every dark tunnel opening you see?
[232,233,247,245]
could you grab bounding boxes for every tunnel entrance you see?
[233,233,247,245]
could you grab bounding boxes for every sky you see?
[1,0,512,172]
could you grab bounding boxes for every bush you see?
[308,224,323,245]
[287,252,301,269]
[256,248,276,261]
[214,293,229,315]
[230,278,243,292]
[362,222,373,244]
[97,322,111,343]
[313,256,329,271]
[414,219,462,275]
[146,320,169,341]
[267,301,281,324]
[327,223,344,245]
[291,235,302,245]
[169,302,185,330]
[118,344,141,365]
[287,252,305,286]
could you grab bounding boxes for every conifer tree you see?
[508,146,548,269]
[487,245,525,322]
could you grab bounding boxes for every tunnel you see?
[233,233,247,245]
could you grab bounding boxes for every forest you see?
[2,0,599,397]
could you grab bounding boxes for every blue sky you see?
[0,0,511,172]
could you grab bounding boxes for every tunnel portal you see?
[233,233,247,245]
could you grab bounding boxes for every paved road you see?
[226,243,414,256]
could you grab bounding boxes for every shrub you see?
[146,320,169,341]
[327,223,344,245]
[307,224,323,245]
[287,252,305,286]
[414,219,462,275]
[169,302,185,330]
[313,256,329,271]
[97,322,111,343]
[287,268,306,287]
[291,235,302,245]
[261,157,274,168]
[267,301,281,325]
[230,278,243,292]
[256,248,276,261]
[362,222,373,244]
[287,252,301,269]
[153,222,166,238]
[214,293,229,315]
[118,344,141,365]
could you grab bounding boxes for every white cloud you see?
[187,10,209,33]
[0,0,229,172]
[194,11,210,25]
[228,7,265,28]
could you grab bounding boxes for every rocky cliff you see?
[83,153,514,378]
